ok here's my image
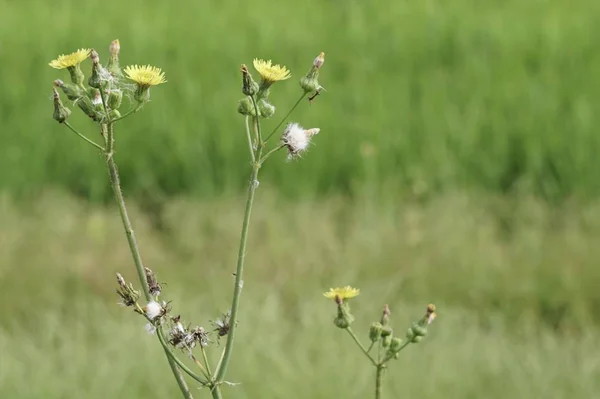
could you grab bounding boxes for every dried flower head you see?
[323,286,360,301]
[211,311,232,338]
[49,48,91,69]
[253,59,291,84]
[281,123,320,160]
[144,267,162,297]
[425,304,437,325]
[124,65,167,87]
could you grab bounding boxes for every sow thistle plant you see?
[49,41,437,398]
[324,287,437,398]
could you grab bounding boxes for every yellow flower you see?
[323,286,360,301]
[253,59,291,84]
[124,65,167,87]
[49,48,91,69]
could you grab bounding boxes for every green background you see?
[1,0,600,397]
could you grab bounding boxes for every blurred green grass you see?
[2,0,600,201]
[1,192,600,397]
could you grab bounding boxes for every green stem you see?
[104,123,195,398]
[258,145,284,164]
[200,346,212,377]
[345,328,377,366]
[156,328,209,386]
[112,104,142,123]
[63,122,105,152]
[99,86,112,123]
[244,116,256,162]
[214,161,261,384]
[264,93,306,142]
[375,364,384,399]
[250,96,261,144]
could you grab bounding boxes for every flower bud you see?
[88,49,102,89]
[381,334,392,348]
[110,110,121,120]
[258,99,275,118]
[299,76,320,94]
[381,325,393,337]
[237,97,257,116]
[107,39,122,77]
[76,96,100,121]
[54,79,83,101]
[381,304,391,326]
[299,52,325,94]
[313,52,325,69]
[108,89,123,109]
[241,64,259,96]
[52,87,71,123]
[369,322,383,342]
[389,337,403,352]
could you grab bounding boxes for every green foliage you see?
[2,0,600,202]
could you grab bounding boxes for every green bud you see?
[108,89,123,109]
[237,97,257,116]
[110,110,122,120]
[411,335,423,343]
[389,337,403,353]
[106,39,123,77]
[54,80,83,101]
[52,88,71,123]
[88,50,102,89]
[381,325,393,337]
[76,96,100,121]
[369,322,383,342]
[258,99,275,118]
[381,304,391,326]
[241,64,259,96]
[381,334,392,348]
[412,323,428,337]
[300,76,320,94]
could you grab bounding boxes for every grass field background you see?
[1,0,600,397]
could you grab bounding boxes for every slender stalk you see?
[244,116,256,162]
[200,346,213,377]
[214,161,261,383]
[258,145,285,164]
[63,122,105,151]
[345,328,377,366]
[250,96,261,145]
[381,340,411,364]
[214,106,264,387]
[103,122,195,398]
[112,104,142,123]
[264,93,306,142]
[367,341,375,354]
[156,328,209,386]
[375,364,384,399]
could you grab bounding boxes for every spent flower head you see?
[253,58,291,86]
[49,48,91,69]
[281,123,321,160]
[144,300,165,321]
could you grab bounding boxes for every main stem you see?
[375,365,384,399]
[103,123,194,399]
[214,160,261,383]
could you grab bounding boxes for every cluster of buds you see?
[49,40,166,124]
[168,316,210,350]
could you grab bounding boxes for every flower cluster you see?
[49,41,167,124]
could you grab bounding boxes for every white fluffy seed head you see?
[281,123,321,160]
[144,301,163,320]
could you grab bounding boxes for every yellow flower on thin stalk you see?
[324,286,360,301]
[49,48,91,69]
[253,59,291,85]
[123,65,167,103]
[49,48,91,86]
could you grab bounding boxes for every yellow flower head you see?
[49,48,91,69]
[323,286,360,301]
[124,65,167,87]
[253,59,291,84]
